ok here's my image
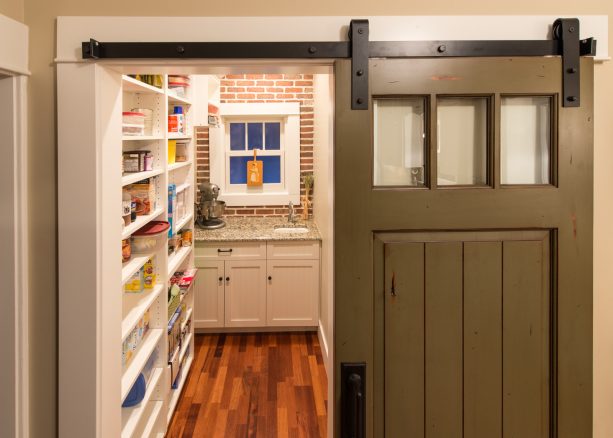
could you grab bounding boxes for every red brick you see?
[246,74,265,79]
[300,113,314,120]
[297,94,313,99]
[301,126,314,132]
[265,100,283,103]
[256,80,275,86]
[227,87,245,92]
[226,74,245,79]
[246,87,265,92]
[265,74,283,79]
[266,87,283,93]
[257,94,275,99]
[255,209,275,215]
[284,74,302,79]
[285,87,303,93]
[220,93,235,99]
[221,80,235,86]
[303,74,314,79]
[236,209,255,215]
[276,94,294,99]
[236,80,255,86]
[295,81,313,86]
[300,120,314,126]
[237,94,256,99]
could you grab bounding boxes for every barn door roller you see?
[82,18,596,110]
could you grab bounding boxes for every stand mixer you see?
[195,182,227,229]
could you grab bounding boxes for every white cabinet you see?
[266,259,319,326]
[225,260,267,327]
[193,260,224,328]
[195,240,320,329]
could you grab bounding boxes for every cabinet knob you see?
[218,276,223,282]
[268,276,272,281]
[226,276,230,282]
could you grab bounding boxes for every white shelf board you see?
[168,161,191,172]
[122,253,153,285]
[138,400,164,438]
[121,207,164,240]
[122,168,164,187]
[122,75,164,95]
[167,134,191,140]
[122,135,165,142]
[180,307,193,333]
[179,333,193,363]
[175,213,193,234]
[121,328,164,402]
[175,183,190,194]
[168,246,192,276]
[167,92,192,105]
[167,354,193,423]
[121,367,163,438]
[122,284,164,342]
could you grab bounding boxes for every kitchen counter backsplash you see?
[194,217,321,242]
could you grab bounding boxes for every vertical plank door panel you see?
[503,240,550,438]
[384,242,425,438]
[425,242,463,438]
[463,241,503,438]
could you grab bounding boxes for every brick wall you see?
[196,73,314,217]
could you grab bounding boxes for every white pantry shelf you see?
[138,400,164,438]
[180,307,193,333]
[121,367,163,438]
[179,333,193,363]
[122,75,165,95]
[167,92,192,105]
[167,355,194,423]
[168,161,191,172]
[168,246,192,276]
[122,135,165,142]
[121,328,164,403]
[122,168,164,186]
[175,213,193,234]
[175,182,190,194]
[121,208,164,240]
[122,253,153,285]
[122,284,164,342]
[168,134,191,140]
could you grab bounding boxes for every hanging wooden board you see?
[247,149,263,186]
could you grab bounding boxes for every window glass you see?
[501,96,551,185]
[373,97,426,187]
[265,123,281,150]
[230,123,245,151]
[247,123,263,150]
[437,97,488,186]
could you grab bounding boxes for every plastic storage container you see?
[122,111,145,136]
[131,221,170,253]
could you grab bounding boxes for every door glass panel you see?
[373,97,426,187]
[501,96,551,185]
[437,97,488,186]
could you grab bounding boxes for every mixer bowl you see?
[206,200,226,219]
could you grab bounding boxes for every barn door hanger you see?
[82,17,596,109]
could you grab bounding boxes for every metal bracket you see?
[341,362,366,438]
[554,18,581,107]
[349,20,369,110]
[82,38,101,60]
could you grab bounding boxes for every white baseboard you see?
[317,320,330,376]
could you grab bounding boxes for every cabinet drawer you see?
[266,241,320,260]
[196,242,267,260]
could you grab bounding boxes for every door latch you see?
[341,362,366,438]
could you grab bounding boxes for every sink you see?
[274,224,309,234]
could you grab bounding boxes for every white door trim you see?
[56,15,609,63]
[0,18,29,438]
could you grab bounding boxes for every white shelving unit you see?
[59,70,202,437]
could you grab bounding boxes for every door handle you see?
[268,276,272,281]
[218,276,223,282]
[218,248,233,254]
[226,276,230,282]
[341,363,366,438]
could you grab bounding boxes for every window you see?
[210,103,301,206]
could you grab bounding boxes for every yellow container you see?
[168,140,176,164]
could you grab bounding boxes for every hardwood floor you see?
[167,332,328,438]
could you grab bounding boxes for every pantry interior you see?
[58,65,334,437]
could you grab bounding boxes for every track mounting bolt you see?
[358,28,364,34]
[567,96,578,102]
[176,45,185,54]
[356,69,364,76]
[569,26,575,33]
[567,67,577,74]
[308,46,317,54]
[356,98,364,104]
[438,45,447,53]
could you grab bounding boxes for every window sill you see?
[219,192,300,207]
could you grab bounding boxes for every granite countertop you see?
[194,217,321,242]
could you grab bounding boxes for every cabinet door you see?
[224,260,267,327]
[266,259,319,326]
[193,260,225,328]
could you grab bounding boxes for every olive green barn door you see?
[334,58,593,438]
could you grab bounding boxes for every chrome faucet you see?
[288,201,296,223]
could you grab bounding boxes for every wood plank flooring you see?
[167,332,328,438]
